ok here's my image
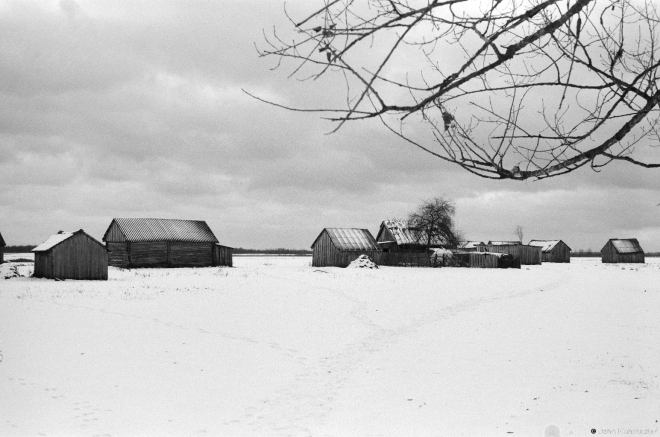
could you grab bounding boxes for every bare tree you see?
[514,225,524,243]
[257,0,660,180]
[407,196,462,249]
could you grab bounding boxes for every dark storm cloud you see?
[0,0,658,250]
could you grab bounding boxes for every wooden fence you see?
[476,244,541,265]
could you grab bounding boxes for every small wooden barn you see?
[528,240,571,263]
[601,238,645,263]
[0,231,5,264]
[457,241,484,252]
[376,219,444,252]
[32,230,108,280]
[312,228,382,267]
[103,218,232,268]
[477,242,541,265]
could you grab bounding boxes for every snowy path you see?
[1,257,658,436]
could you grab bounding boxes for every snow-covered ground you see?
[1,256,658,436]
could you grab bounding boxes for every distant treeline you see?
[233,247,312,255]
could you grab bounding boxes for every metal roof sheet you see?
[325,228,380,251]
[529,240,561,252]
[488,241,522,246]
[380,220,444,246]
[610,238,643,254]
[32,231,74,252]
[107,218,219,243]
[459,241,484,249]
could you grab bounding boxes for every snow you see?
[32,231,74,252]
[1,256,659,436]
[347,254,378,269]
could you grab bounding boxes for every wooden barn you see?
[600,238,645,263]
[103,218,232,268]
[529,240,571,263]
[0,231,5,264]
[376,219,444,252]
[32,230,108,280]
[312,228,382,267]
[477,242,541,265]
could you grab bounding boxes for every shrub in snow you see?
[348,255,379,269]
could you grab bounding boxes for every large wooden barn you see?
[32,230,108,280]
[0,231,5,264]
[103,218,232,268]
[601,238,645,263]
[375,219,444,252]
[529,240,571,263]
[312,228,382,267]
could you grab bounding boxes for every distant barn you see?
[312,228,382,267]
[0,231,5,264]
[375,219,444,252]
[458,241,484,252]
[103,218,232,268]
[601,238,645,263]
[32,230,108,280]
[529,240,571,263]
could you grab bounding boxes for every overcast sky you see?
[1,0,659,251]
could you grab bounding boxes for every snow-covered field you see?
[1,256,658,436]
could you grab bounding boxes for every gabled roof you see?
[103,218,219,243]
[312,228,380,251]
[528,240,572,252]
[0,231,5,247]
[608,238,644,254]
[32,230,105,252]
[459,241,484,249]
[377,219,444,246]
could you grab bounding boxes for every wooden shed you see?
[477,242,541,265]
[528,240,571,263]
[103,218,232,268]
[0,231,5,264]
[376,219,444,252]
[457,241,484,252]
[32,230,108,280]
[312,228,382,267]
[601,238,645,263]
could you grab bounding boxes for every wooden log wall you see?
[130,242,169,267]
[107,242,130,268]
[170,242,212,267]
[33,233,108,280]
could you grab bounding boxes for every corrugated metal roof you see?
[107,218,219,243]
[489,241,522,246]
[380,220,444,246]
[528,240,560,252]
[32,231,74,252]
[325,228,380,251]
[610,238,643,254]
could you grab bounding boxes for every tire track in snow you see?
[223,268,570,436]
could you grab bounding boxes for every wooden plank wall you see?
[213,245,233,267]
[0,248,3,264]
[545,242,571,263]
[33,233,108,280]
[477,244,541,265]
[104,221,127,242]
